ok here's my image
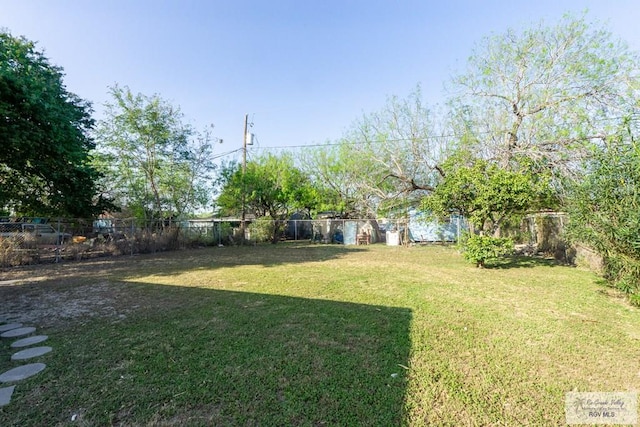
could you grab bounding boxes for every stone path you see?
[0,319,51,407]
[1,327,36,338]
[0,323,22,333]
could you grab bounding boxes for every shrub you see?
[566,136,640,300]
[0,237,21,268]
[461,234,513,268]
[248,218,275,244]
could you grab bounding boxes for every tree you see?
[299,140,380,218]
[450,14,639,176]
[94,85,215,221]
[566,123,640,304]
[217,153,319,243]
[0,30,112,217]
[350,87,449,213]
[303,87,448,217]
[422,150,553,267]
[423,150,553,236]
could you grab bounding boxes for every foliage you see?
[303,15,639,222]
[216,153,320,243]
[299,141,376,217]
[94,85,215,221]
[350,87,447,206]
[301,87,448,217]
[423,150,554,235]
[0,31,113,217]
[248,217,276,243]
[566,127,640,297]
[460,234,514,267]
[450,13,639,176]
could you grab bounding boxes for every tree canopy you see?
[300,141,380,218]
[94,85,216,221]
[0,31,111,217]
[450,14,639,175]
[217,153,319,242]
[423,150,554,235]
[339,88,448,215]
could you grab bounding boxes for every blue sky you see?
[2,1,640,162]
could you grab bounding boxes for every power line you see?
[210,148,242,160]
[249,133,484,151]
[245,114,640,152]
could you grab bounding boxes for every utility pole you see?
[242,113,248,174]
[241,114,248,242]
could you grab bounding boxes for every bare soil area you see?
[0,255,157,329]
[0,280,136,328]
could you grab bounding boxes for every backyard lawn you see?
[0,243,638,425]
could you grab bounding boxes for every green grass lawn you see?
[0,243,638,425]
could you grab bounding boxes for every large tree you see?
[217,153,319,243]
[307,87,448,217]
[0,31,111,217]
[94,85,216,221]
[299,140,380,218]
[450,14,639,176]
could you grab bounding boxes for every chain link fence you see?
[0,217,198,267]
[0,215,460,267]
[0,217,409,267]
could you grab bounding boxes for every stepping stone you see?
[0,363,46,382]
[0,323,22,332]
[1,327,36,338]
[11,346,52,361]
[0,385,15,407]
[11,335,48,348]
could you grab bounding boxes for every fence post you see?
[55,217,61,263]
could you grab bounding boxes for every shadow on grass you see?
[0,284,412,426]
[485,255,565,269]
[126,243,372,280]
[0,243,369,289]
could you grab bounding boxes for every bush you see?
[0,237,22,268]
[461,234,513,268]
[600,253,640,300]
[248,217,286,244]
[566,135,640,301]
[248,218,274,243]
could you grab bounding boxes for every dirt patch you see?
[0,246,332,330]
[0,253,197,330]
[0,281,136,329]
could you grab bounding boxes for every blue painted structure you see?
[408,210,466,242]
